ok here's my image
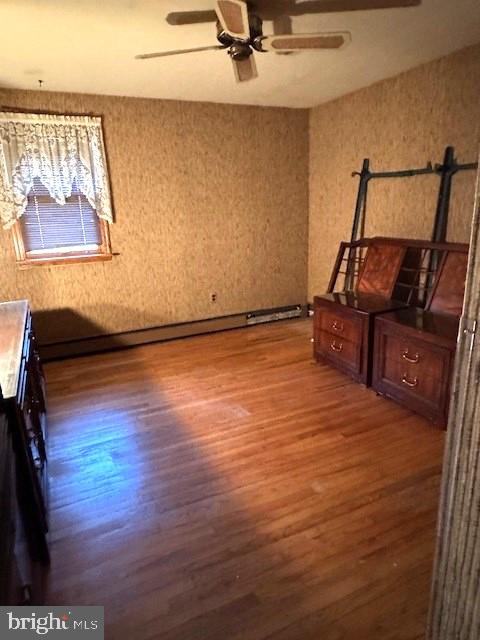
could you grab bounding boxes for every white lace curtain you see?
[0,112,113,229]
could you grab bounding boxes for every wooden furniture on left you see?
[0,400,15,603]
[0,300,49,603]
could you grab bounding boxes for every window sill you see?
[16,252,113,269]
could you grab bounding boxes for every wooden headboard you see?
[328,236,469,314]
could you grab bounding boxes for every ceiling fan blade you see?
[166,10,218,25]
[165,1,421,25]
[216,0,250,40]
[273,14,293,35]
[136,45,225,60]
[287,0,421,15]
[272,15,294,55]
[232,55,258,83]
[260,32,350,52]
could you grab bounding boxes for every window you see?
[12,177,112,266]
[1,111,114,266]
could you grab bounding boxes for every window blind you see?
[20,178,101,254]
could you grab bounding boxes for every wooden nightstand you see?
[372,308,459,427]
[313,292,408,385]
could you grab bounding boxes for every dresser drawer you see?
[315,330,361,375]
[383,333,445,382]
[316,307,362,344]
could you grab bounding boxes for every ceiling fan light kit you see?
[137,0,421,83]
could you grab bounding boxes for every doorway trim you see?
[428,151,480,639]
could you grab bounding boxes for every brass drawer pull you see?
[330,341,343,353]
[402,374,418,388]
[332,320,344,332]
[402,350,419,364]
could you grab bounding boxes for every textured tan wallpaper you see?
[0,90,309,343]
[309,44,480,299]
[2,44,478,342]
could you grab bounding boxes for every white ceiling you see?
[0,0,479,109]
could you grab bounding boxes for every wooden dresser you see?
[0,300,49,603]
[313,292,408,384]
[0,402,15,603]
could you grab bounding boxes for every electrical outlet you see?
[210,293,217,303]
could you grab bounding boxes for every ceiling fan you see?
[135,0,421,83]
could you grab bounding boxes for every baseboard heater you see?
[38,304,307,361]
[247,305,303,325]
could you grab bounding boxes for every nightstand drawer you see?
[316,308,361,344]
[383,333,445,382]
[315,330,361,374]
[382,358,444,405]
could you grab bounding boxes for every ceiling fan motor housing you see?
[216,12,263,58]
[229,43,252,60]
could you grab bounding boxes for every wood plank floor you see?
[44,319,445,640]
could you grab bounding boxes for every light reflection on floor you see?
[48,406,143,523]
